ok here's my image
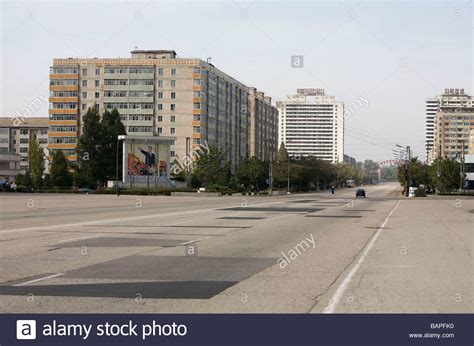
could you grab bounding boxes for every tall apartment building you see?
[433,91,473,159]
[277,89,344,163]
[49,50,277,168]
[426,88,471,163]
[0,117,49,173]
[248,88,278,161]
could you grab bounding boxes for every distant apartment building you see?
[277,89,344,163]
[426,88,472,163]
[343,154,356,165]
[0,117,49,173]
[432,90,473,160]
[49,50,277,168]
[469,128,474,155]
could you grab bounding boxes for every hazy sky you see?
[1,0,472,162]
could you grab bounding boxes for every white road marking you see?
[13,273,64,287]
[180,237,209,245]
[322,199,401,313]
[56,235,101,243]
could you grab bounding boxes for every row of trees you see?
[186,144,390,193]
[16,108,125,190]
[397,157,461,193]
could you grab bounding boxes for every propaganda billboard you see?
[127,141,169,177]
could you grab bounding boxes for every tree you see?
[28,135,45,188]
[300,156,335,190]
[191,146,231,188]
[76,108,102,188]
[380,166,397,181]
[428,158,460,193]
[397,157,430,193]
[99,109,126,185]
[50,149,73,187]
[278,143,288,162]
[235,157,267,192]
[362,159,378,184]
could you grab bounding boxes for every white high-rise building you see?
[426,88,471,163]
[277,89,344,163]
[425,97,438,161]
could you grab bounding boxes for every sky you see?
[1,0,472,162]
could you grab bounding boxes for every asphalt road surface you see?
[0,182,472,313]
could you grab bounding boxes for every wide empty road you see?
[0,182,472,313]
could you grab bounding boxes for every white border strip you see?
[322,199,401,313]
[13,273,64,287]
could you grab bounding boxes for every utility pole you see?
[269,141,273,196]
[406,146,411,197]
[460,140,465,192]
[185,137,190,188]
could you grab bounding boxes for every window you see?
[51,67,78,74]
[193,67,200,73]
[158,68,163,75]
[95,68,100,75]
[82,68,87,76]
[170,115,175,122]
[82,80,87,87]
[95,92,100,99]
[82,104,86,110]
[104,67,128,74]
[95,80,99,87]
[157,104,163,110]
[170,150,176,157]
[82,92,87,99]
[104,91,127,97]
[170,80,176,87]
[157,92,163,99]
[171,92,176,99]
[157,116,163,122]
[170,104,176,111]
[157,127,163,134]
[193,103,201,110]
[158,80,163,87]
[170,128,176,134]
[129,79,153,85]
[129,67,154,74]
[50,79,78,86]
[171,68,176,75]
[104,79,128,86]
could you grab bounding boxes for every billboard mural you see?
[127,141,169,177]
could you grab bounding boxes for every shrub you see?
[414,186,426,197]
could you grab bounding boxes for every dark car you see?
[356,188,366,198]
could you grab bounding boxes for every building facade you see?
[49,50,277,168]
[277,89,344,163]
[248,88,278,161]
[0,117,49,173]
[426,88,471,163]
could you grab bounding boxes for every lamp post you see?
[396,144,411,197]
[286,139,292,194]
[266,139,273,195]
[116,135,126,196]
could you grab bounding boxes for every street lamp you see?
[286,139,292,194]
[266,139,273,195]
[116,135,126,196]
[396,144,411,197]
